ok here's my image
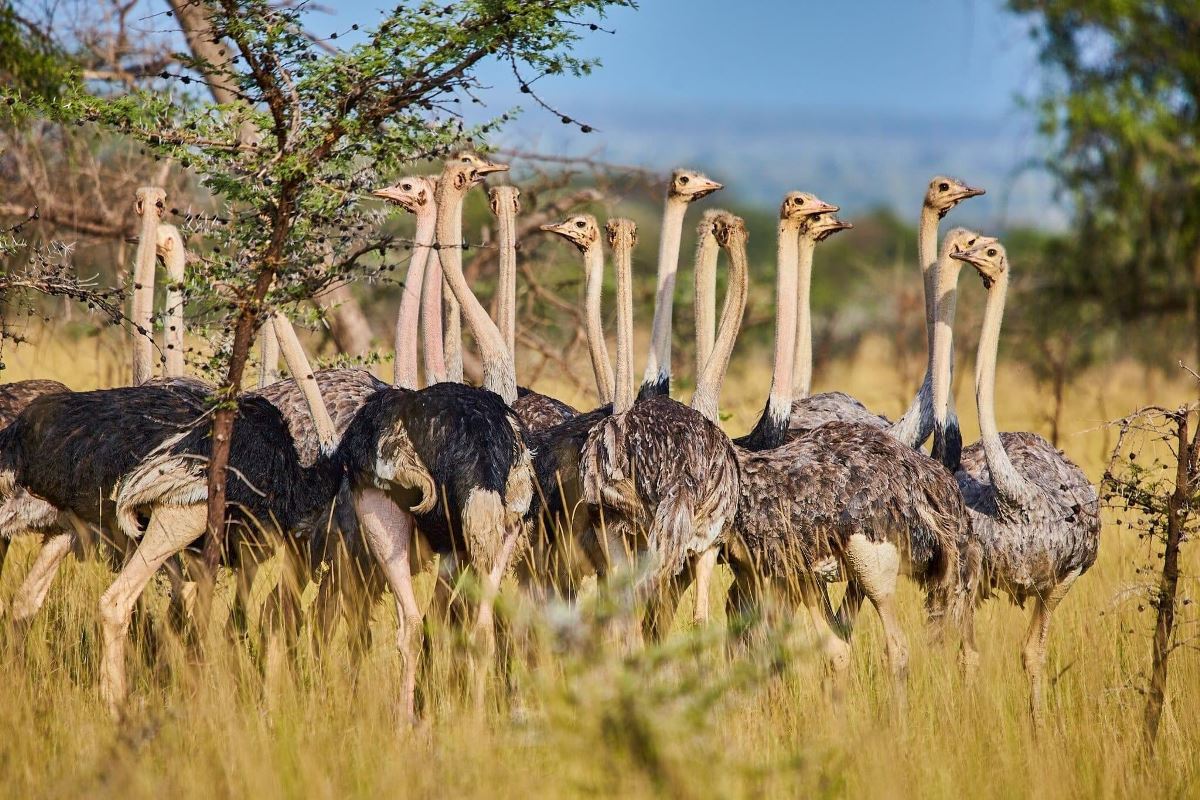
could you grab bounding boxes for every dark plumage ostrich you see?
[935,238,1100,722]
[581,217,741,644]
[638,168,723,401]
[0,380,70,429]
[0,188,197,625]
[360,153,536,715]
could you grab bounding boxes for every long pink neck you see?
[420,251,447,384]
[435,177,515,402]
[642,197,687,389]
[131,199,159,385]
[160,226,187,378]
[394,204,436,388]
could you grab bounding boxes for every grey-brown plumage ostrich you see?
[638,169,723,400]
[936,237,1100,721]
[0,381,70,430]
[581,216,740,643]
[489,185,578,431]
[788,176,984,441]
[715,212,968,684]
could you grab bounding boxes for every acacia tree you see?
[4,0,630,570]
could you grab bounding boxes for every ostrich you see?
[730,193,840,450]
[938,238,1100,720]
[489,185,578,431]
[788,176,984,440]
[0,381,70,430]
[638,169,723,400]
[0,188,196,624]
[351,153,535,714]
[581,216,740,643]
[697,212,968,683]
[102,309,354,714]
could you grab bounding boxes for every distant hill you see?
[496,100,1066,230]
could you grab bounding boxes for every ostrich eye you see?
[967,239,976,246]
[795,198,804,205]
[987,248,997,257]
[402,183,412,191]
[679,175,689,185]
[575,220,585,228]
[938,182,950,192]
[461,156,471,163]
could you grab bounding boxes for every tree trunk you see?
[1144,410,1192,750]
[316,283,374,356]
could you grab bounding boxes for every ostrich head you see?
[941,227,980,257]
[924,176,985,219]
[804,213,853,242]
[134,187,166,218]
[781,191,838,224]
[372,176,437,213]
[541,214,600,252]
[951,236,1007,288]
[488,185,521,216]
[669,169,723,201]
[712,213,747,247]
[444,151,508,191]
[605,217,638,249]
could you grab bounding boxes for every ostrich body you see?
[638,169,723,400]
[787,176,983,441]
[938,238,1100,719]
[582,217,740,637]
[489,185,578,431]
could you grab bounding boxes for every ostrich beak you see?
[693,177,723,198]
[475,159,509,176]
[812,217,853,241]
[539,222,566,235]
[956,184,986,200]
[812,200,839,215]
[372,186,406,202]
[949,248,984,268]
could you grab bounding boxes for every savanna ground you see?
[1,327,1196,799]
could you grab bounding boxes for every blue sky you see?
[327,1,1057,225]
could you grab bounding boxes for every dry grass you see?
[1,327,1198,799]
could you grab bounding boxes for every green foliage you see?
[1008,0,1200,362]
[2,0,632,378]
[0,4,73,99]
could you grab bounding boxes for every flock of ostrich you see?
[0,152,1101,724]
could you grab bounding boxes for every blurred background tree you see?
[1009,1,1200,365]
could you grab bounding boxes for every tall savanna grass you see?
[0,325,1196,799]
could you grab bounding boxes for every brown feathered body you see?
[0,380,70,429]
[956,432,1099,605]
[788,391,890,438]
[731,421,968,613]
[580,396,740,583]
[513,386,578,432]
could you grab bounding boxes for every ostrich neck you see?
[692,235,748,423]
[789,227,813,401]
[693,224,719,377]
[888,206,944,448]
[642,197,688,390]
[613,235,636,414]
[131,207,159,385]
[495,196,518,364]
[162,233,186,378]
[929,252,962,468]
[975,271,1035,505]
[394,207,436,388]
[584,245,615,405]
[444,279,464,383]
[420,251,447,383]
[436,183,515,402]
[257,325,280,388]
[271,312,338,454]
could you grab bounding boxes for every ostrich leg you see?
[844,534,909,687]
[354,487,423,724]
[99,503,207,716]
[9,532,73,622]
[1023,568,1079,726]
